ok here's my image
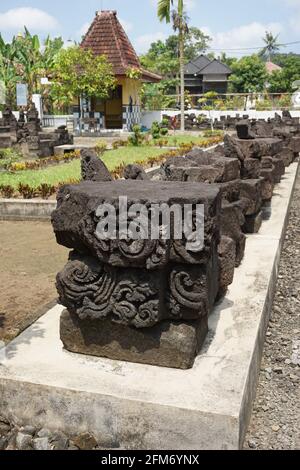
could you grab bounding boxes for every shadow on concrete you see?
[2,320,46,361]
[200,296,234,355]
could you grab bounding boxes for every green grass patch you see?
[0,146,166,189]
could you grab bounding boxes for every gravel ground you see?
[244,166,300,450]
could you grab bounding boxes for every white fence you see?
[141,109,300,129]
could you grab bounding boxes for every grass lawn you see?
[0,146,166,189]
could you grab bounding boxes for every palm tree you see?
[158,0,188,132]
[260,32,281,62]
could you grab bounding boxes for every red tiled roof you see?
[266,61,282,74]
[81,10,161,82]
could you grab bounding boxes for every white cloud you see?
[134,32,167,53]
[0,7,59,31]
[284,0,300,6]
[280,0,300,32]
[203,22,283,56]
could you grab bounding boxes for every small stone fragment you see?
[16,432,33,450]
[33,437,51,451]
[73,432,97,450]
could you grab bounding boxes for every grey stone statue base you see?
[60,310,208,370]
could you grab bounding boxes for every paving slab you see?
[0,162,298,450]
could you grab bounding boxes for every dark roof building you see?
[184,55,232,95]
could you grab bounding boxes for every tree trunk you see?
[179,31,185,132]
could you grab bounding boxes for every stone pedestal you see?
[60,310,208,369]
[52,180,225,369]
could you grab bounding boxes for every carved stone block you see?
[243,212,263,234]
[239,179,263,216]
[52,180,221,269]
[57,252,217,328]
[218,236,236,297]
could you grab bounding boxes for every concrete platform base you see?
[0,198,56,220]
[0,162,298,450]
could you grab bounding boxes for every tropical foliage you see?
[259,31,281,61]
[0,29,116,110]
[268,54,300,93]
[0,28,64,106]
[49,46,116,109]
[229,55,268,93]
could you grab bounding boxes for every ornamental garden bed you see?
[0,135,223,199]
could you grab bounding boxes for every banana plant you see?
[0,34,21,106]
[14,27,43,100]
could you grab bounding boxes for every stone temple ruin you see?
[52,111,299,370]
[0,104,73,157]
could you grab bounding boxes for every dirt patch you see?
[0,221,68,343]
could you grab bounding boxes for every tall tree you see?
[259,31,281,62]
[268,55,300,93]
[158,0,188,131]
[230,55,268,93]
[50,46,116,110]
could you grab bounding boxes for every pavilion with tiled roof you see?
[80,10,161,130]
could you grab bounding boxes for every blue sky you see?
[0,0,300,56]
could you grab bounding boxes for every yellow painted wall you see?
[118,77,141,105]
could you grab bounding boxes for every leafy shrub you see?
[9,162,27,172]
[256,99,273,111]
[160,127,169,136]
[37,184,56,199]
[0,148,22,170]
[0,184,15,198]
[18,183,36,199]
[112,141,120,150]
[277,95,291,109]
[150,121,161,139]
[203,130,224,138]
[128,125,144,146]
[95,140,108,156]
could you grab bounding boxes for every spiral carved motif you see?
[57,255,161,328]
[167,267,207,319]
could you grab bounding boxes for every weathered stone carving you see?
[52,180,223,369]
[57,253,162,328]
[81,149,112,182]
[52,115,299,370]
[124,164,149,180]
[52,180,220,269]
[0,104,73,157]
